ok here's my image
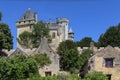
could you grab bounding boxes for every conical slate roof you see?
[34,37,55,55]
[20,8,34,21]
[68,28,74,34]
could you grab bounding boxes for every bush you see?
[84,71,108,80]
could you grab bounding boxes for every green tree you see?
[98,25,120,47]
[57,40,76,56]
[0,23,13,51]
[18,31,33,48]
[84,71,108,80]
[61,49,79,73]
[76,37,95,47]
[32,21,49,47]
[57,40,77,71]
[77,49,91,69]
[0,55,39,80]
[30,54,51,67]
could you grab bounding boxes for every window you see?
[52,32,56,39]
[106,74,111,80]
[105,58,113,68]
[45,71,51,76]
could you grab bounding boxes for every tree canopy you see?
[30,54,51,67]
[57,40,91,73]
[18,31,33,48]
[0,55,38,80]
[75,37,95,47]
[98,24,120,47]
[84,71,108,80]
[0,23,13,50]
[18,21,50,48]
[0,54,51,80]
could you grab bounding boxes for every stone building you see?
[5,8,74,76]
[88,45,120,80]
[16,8,74,50]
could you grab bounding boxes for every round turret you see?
[57,18,69,23]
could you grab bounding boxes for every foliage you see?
[0,23,13,50]
[32,21,49,47]
[18,21,50,48]
[57,74,81,80]
[0,55,38,80]
[18,31,33,48]
[30,54,51,67]
[57,40,76,71]
[77,49,91,69]
[57,40,76,56]
[57,40,91,73]
[27,74,81,80]
[84,71,108,80]
[98,24,120,47]
[75,37,95,47]
[61,49,79,73]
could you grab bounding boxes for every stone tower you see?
[68,28,74,41]
[16,8,37,38]
[57,18,69,42]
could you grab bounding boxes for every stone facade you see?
[34,38,59,76]
[16,8,74,51]
[88,46,120,80]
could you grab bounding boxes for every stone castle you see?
[16,8,74,51]
[1,8,120,80]
[2,8,74,76]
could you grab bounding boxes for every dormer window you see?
[105,58,113,68]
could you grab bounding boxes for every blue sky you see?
[1,0,120,49]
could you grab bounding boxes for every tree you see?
[57,40,77,71]
[32,21,49,47]
[98,24,120,47]
[0,55,39,80]
[76,37,95,47]
[0,23,13,51]
[30,54,51,67]
[61,49,79,73]
[18,31,33,48]
[84,71,108,80]
[18,21,50,48]
[77,49,91,69]
[57,40,76,56]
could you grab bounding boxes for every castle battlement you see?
[16,20,36,27]
[57,18,69,23]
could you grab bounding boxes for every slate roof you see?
[19,8,35,21]
[8,48,28,57]
[33,37,56,55]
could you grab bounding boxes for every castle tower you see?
[68,28,74,41]
[16,8,37,38]
[16,8,37,47]
[57,18,69,42]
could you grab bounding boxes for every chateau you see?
[1,9,120,80]
[16,8,74,51]
[2,8,74,76]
